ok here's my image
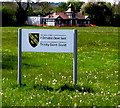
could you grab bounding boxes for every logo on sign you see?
[29,33,39,48]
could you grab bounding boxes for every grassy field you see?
[2,26,119,106]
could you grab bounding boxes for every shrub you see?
[2,6,16,26]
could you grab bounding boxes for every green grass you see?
[2,26,119,106]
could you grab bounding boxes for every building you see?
[43,4,90,26]
[26,15,43,25]
[26,4,91,27]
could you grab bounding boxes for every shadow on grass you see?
[14,84,94,93]
[2,52,40,69]
[23,63,41,68]
[55,84,94,93]
[33,84,54,91]
[2,54,17,70]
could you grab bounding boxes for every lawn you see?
[1,26,119,106]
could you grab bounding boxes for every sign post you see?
[18,29,77,85]
[73,30,77,84]
[18,29,22,85]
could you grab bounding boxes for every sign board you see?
[21,29,74,53]
[18,29,77,85]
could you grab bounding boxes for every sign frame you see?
[18,29,77,85]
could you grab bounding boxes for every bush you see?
[112,14,120,27]
[2,6,16,26]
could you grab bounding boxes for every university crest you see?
[29,33,39,48]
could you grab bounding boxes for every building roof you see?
[56,12,69,19]
[44,12,85,20]
[77,14,85,19]
[44,4,85,20]
[44,12,69,19]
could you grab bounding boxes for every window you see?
[47,19,55,22]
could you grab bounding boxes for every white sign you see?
[18,29,77,85]
[21,29,75,53]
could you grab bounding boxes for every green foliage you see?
[54,2,68,12]
[112,4,120,26]
[67,1,85,12]
[2,26,119,106]
[2,2,119,27]
[54,2,84,13]
[2,2,17,9]
[81,2,120,26]
[112,14,120,26]
[33,2,54,16]
[81,2,113,26]
[2,6,16,26]
[15,2,31,26]
[113,3,120,15]
[27,6,34,16]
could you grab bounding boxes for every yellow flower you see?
[74,103,77,106]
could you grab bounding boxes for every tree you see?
[54,1,84,13]
[54,2,67,12]
[2,3,17,26]
[2,1,54,26]
[81,2,113,26]
[34,2,54,16]
[112,3,120,26]
[15,1,34,26]
[67,0,85,12]
[2,2,17,9]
